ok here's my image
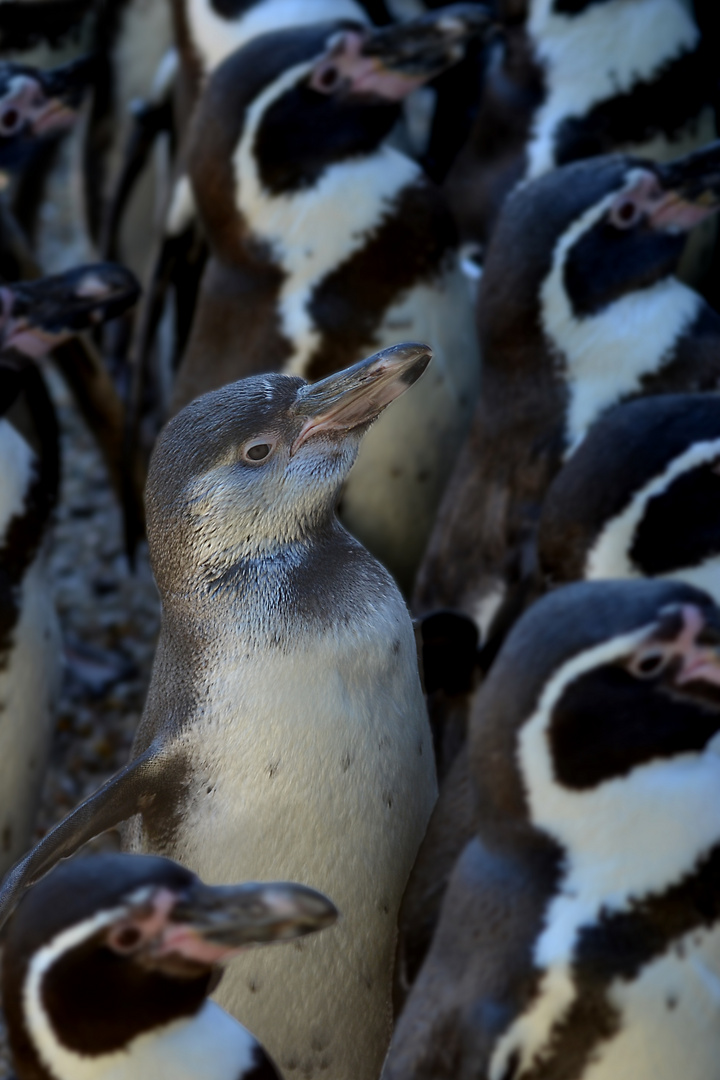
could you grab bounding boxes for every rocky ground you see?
[0,136,161,1074]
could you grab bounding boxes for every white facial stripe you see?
[525,0,700,178]
[0,420,37,543]
[491,622,720,1080]
[232,59,421,376]
[538,171,702,451]
[585,437,720,580]
[186,0,368,77]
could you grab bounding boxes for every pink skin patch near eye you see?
[609,170,718,233]
[631,605,720,688]
[107,887,243,966]
[310,31,428,102]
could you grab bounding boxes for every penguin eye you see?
[243,440,274,463]
[608,197,643,230]
[107,924,144,953]
[627,648,670,679]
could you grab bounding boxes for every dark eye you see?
[246,443,271,461]
[110,926,142,951]
[630,649,668,678]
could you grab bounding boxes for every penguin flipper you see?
[0,743,187,927]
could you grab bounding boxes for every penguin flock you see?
[0,1,719,1079]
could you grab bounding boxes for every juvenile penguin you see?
[385,578,720,1080]
[0,263,140,876]
[2,852,337,1080]
[539,393,720,597]
[444,0,716,252]
[416,140,720,648]
[166,9,488,588]
[0,342,439,1080]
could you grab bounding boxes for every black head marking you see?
[539,395,720,583]
[469,579,720,826]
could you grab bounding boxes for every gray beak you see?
[291,341,432,455]
[361,4,494,80]
[170,880,338,947]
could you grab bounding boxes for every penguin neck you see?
[524,0,700,178]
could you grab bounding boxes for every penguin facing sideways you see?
[0,342,439,1080]
[0,56,95,172]
[162,8,489,589]
[2,852,338,1080]
[443,0,716,254]
[385,578,720,1080]
[538,393,720,598]
[0,262,141,876]
[416,140,720,649]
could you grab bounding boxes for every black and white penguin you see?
[0,263,140,876]
[0,343,438,1080]
[385,578,720,1080]
[0,56,94,172]
[444,0,716,254]
[163,9,488,589]
[2,852,337,1080]
[539,393,720,597]
[416,141,720,646]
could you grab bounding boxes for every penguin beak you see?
[0,56,94,155]
[0,263,140,355]
[156,881,338,962]
[311,5,493,100]
[290,341,432,454]
[646,140,720,231]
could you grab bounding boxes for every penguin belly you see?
[581,922,720,1080]
[0,539,60,875]
[339,264,480,592]
[129,611,437,1080]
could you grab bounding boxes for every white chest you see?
[525,0,700,178]
[187,0,367,76]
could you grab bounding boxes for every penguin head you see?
[146,342,431,590]
[539,394,720,598]
[187,6,492,253]
[1,853,337,1076]
[0,55,94,170]
[480,141,720,348]
[471,580,720,897]
[0,262,140,358]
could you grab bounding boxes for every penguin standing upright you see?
[416,142,720,648]
[0,263,140,875]
[2,853,337,1080]
[0,343,439,1080]
[385,579,720,1080]
[444,0,716,254]
[538,393,720,598]
[163,9,489,588]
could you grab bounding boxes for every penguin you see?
[538,393,720,598]
[0,342,439,1080]
[161,9,488,589]
[0,56,94,172]
[0,262,140,877]
[443,0,716,256]
[415,140,720,649]
[385,578,720,1080]
[2,852,337,1080]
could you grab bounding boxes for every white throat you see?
[538,177,702,452]
[232,59,421,375]
[525,0,700,178]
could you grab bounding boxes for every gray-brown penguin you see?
[161,10,488,590]
[538,393,720,598]
[385,578,720,1080]
[0,342,438,1080]
[2,852,337,1080]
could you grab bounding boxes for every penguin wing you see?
[0,743,188,927]
[385,834,551,1080]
